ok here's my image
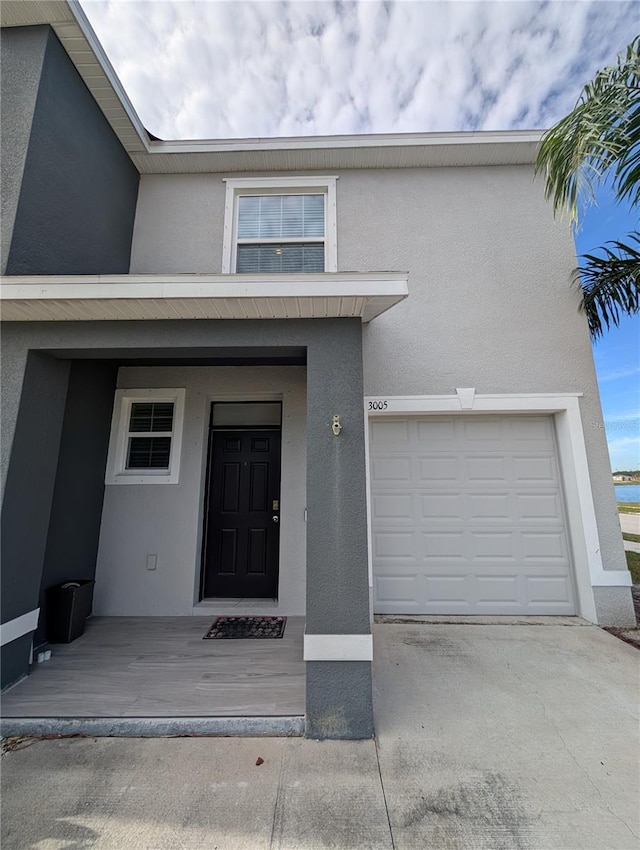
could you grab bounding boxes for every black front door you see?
[202,429,281,598]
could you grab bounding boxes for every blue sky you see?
[578,184,640,472]
[79,0,639,468]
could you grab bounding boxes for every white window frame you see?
[105,388,186,485]
[222,176,338,274]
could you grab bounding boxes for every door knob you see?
[272,516,279,523]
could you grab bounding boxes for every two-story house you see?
[1,0,634,740]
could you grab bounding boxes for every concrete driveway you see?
[2,622,638,850]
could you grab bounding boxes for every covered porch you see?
[1,274,407,738]
[1,616,305,729]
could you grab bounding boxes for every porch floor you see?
[1,616,305,718]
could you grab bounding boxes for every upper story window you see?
[222,177,337,274]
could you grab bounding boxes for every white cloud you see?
[79,0,637,140]
[604,411,640,425]
[597,364,640,382]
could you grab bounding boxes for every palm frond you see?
[535,35,640,221]
[576,233,640,338]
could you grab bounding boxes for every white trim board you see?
[0,273,408,324]
[363,393,626,624]
[1,609,39,647]
[304,634,373,661]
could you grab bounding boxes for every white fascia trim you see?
[152,130,544,155]
[0,272,406,299]
[222,177,338,274]
[304,634,373,662]
[363,393,621,625]
[67,1,149,147]
[1,609,39,647]
[222,176,340,187]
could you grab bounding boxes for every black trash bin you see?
[46,580,95,643]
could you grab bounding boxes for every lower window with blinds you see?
[105,388,186,485]
[237,242,325,273]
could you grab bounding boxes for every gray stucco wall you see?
[5,28,139,274]
[128,166,627,595]
[1,352,70,688]
[35,361,118,647]
[0,26,48,274]
[305,321,370,635]
[1,351,70,624]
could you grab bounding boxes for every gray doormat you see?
[203,616,286,639]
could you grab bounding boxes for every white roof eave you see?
[0,272,409,324]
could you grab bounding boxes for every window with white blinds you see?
[126,402,174,470]
[237,194,325,273]
[222,177,338,274]
[106,389,186,485]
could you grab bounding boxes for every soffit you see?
[133,133,540,174]
[0,272,408,324]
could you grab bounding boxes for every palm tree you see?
[535,36,640,338]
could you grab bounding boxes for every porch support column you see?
[305,319,373,739]
[1,350,70,689]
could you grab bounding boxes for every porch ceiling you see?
[0,273,408,323]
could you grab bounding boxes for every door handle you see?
[272,516,279,523]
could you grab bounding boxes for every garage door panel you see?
[469,531,516,559]
[371,456,412,482]
[513,454,558,483]
[418,456,459,481]
[422,531,466,559]
[521,531,568,560]
[465,456,507,482]
[474,574,522,604]
[424,575,470,603]
[422,493,465,520]
[468,493,512,519]
[372,493,414,520]
[373,530,417,559]
[526,576,572,604]
[370,419,410,446]
[375,575,421,607]
[416,419,456,442]
[507,416,555,443]
[462,417,505,442]
[516,492,563,520]
[371,415,575,615]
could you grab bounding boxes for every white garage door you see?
[370,416,575,615]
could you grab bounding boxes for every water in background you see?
[615,484,640,503]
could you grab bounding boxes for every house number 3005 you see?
[368,400,389,410]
